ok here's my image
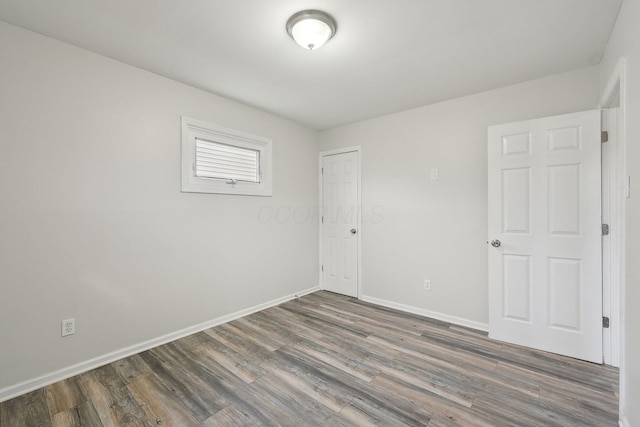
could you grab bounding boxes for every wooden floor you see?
[0,291,619,427]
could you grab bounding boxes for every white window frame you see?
[181,117,272,196]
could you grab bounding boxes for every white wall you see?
[0,22,318,395]
[600,1,640,425]
[319,67,600,327]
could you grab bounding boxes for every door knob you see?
[350,228,357,235]
[491,239,501,248]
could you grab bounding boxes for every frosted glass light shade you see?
[286,10,337,50]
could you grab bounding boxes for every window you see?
[181,117,272,196]
[195,139,260,183]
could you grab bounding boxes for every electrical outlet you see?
[424,280,431,291]
[62,318,75,337]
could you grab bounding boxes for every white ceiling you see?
[0,0,623,130]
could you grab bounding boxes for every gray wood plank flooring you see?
[0,291,619,426]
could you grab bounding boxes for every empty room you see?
[0,1,638,426]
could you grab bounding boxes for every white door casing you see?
[601,107,622,367]
[488,110,602,363]
[599,58,625,369]
[320,149,360,297]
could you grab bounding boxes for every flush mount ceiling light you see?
[286,10,337,50]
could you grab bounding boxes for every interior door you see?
[322,151,359,297]
[488,110,602,363]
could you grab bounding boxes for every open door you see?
[488,110,602,363]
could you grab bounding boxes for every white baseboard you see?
[361,295,489,332]
[0,285,320,403]
[619,415,630,427]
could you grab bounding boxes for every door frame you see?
[319,146,362,299]
[599,57,626,400]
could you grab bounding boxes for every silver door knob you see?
[350,228,357,235]
[491,239,501,248]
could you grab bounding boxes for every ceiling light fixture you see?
[286,10,337,50]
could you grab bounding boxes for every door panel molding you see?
[488,110,603,363]
[319,146,362,298]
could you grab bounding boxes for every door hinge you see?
[322,216,324,223]
[321,265,324,272]
[603,316,610,328]
[602,224,610,236]
[601,131,609,143]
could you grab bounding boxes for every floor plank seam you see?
[0,291,619,427]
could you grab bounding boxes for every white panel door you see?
[322,151,359,297]
[488,110,602,363]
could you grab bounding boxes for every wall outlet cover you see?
[62,318,75,337]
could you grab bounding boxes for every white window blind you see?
[195,138,260,183]
[181,117,272,196]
